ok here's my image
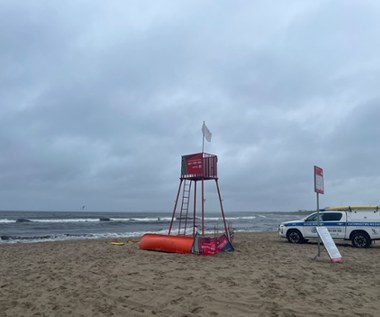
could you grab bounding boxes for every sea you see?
[0,210,307,244]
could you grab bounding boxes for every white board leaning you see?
[316,227,343,263]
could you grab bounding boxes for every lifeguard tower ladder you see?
[168,152,231,241]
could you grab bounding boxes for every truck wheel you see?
[351,232,371,248]
[287,230,304,244]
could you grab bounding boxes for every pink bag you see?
[201,240,217,256]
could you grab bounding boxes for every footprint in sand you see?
[190,306,203,314]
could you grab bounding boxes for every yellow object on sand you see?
[111,241,126,246]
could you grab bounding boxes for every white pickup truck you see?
[278,206,380,248]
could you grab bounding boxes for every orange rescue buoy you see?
[139,234,194,254]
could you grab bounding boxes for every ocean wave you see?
[0,217,174,224]
[0,215,265,225]
[0,231,147,244]
[32,218,101,223]
[226,216,257,220]
[127,217,173,222]
[0,219,16,223]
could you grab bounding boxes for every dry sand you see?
[0,232,379,317]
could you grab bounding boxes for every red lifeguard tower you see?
[168,152,231,242]
[139,122,233,254]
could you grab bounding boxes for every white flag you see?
[202,122,212,142]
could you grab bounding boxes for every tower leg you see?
[201,178,205,235]
[215,179,230,241]
[169,178,183,234]
[193,181,197,237]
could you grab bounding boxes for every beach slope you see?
[1,232,379,316]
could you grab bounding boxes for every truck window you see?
[321,213,342,221]
[305,214,321,222]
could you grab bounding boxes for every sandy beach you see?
[1,232,379,317]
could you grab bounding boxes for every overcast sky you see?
[1,1,380,212]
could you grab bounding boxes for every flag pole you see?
[202,121,205,153]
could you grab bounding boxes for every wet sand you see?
[1,232,379,316]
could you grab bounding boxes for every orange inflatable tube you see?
[139,234,194,254]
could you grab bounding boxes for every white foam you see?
[33,218,99,223]
[0,219,15,223]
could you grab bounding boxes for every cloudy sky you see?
[1,1,380,212]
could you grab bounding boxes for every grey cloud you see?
[1,1,380,211]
